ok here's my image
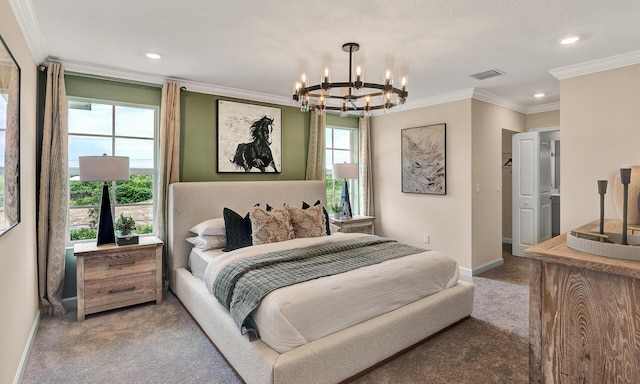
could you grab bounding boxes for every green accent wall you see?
[179,93,358,181]
[180,92,312,181]
[65,75,162,106]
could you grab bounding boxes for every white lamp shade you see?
[79,156,130,182]
[332,163,359,179]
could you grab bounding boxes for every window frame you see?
[325,125,359,215]
[67,97,159,245]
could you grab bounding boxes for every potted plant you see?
[115,213,139,245]
[329,203,342,219]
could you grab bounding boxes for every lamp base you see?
[96,182,116,246]
[340,179,353,219]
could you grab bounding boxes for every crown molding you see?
[178,79,294,107]
[471,89,528,114]
[527,102,560,114]
[549,50,640,80]
[9,0,48,63]
[51,58,550,115]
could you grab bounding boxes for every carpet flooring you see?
[21,245,529,384]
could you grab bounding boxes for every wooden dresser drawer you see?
[84,272,156,310]
[84,249,156,281]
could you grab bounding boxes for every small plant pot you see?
[116,233,139,246]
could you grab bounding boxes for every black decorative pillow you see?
[222,207,252,252]
[302,200,331,236]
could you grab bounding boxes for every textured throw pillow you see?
[186,235,227,251]
[223,208,253,252]
[249,205,295,245]
[289,205,327,239]
[302,200,331,235]
[189,218,226,236]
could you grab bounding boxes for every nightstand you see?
[74,236,163,321]
[329,215,375,234]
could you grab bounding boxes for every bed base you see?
[168,181,475,384]
[174,267,473,384]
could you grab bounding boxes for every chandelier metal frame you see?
[293,42,408,115]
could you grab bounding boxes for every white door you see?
[512,132,540,256]
[539,139,553,242]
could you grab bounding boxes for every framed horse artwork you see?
[217,100,282,173]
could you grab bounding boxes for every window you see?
[67,100,158,242]
[325,126,358,215]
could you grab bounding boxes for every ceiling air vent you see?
[470,68,505,80]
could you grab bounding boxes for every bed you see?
[167,180,474,384]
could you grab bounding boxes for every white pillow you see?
[190,218,225,236]
[329,223,341,234]
[186,235,227,250]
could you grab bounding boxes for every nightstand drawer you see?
[342,224,374,234]
[84,272,156,310]
[84,249,156,281]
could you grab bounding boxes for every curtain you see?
[4,65,19,226]
[154,81,181,288]
[305,110,326,180]
[359,116,374,216]
[37,63,68,316]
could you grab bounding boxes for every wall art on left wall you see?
[217,100,282,173]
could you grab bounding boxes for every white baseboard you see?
[13,309,40,384]
[502,237,512,244]
[473,257,505,275]
[458,267,473,281]
[461,257,505,278]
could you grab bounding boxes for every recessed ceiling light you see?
[560,36,580,45]
[145,52,162,59]
[534,93,545,98]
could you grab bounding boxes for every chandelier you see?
[293,42,408,116]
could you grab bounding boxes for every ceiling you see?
[11,0,640,113]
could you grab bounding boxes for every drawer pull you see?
[108,287,136,294]
[108,261,135,268]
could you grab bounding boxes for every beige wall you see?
[371,100,474,271]
[0,1,40,383]
[526,109,560,131]
[471,100,525,269]
[561,64,640,231]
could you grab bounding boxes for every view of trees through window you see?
[325,126,358,214]
[68,100,157,241]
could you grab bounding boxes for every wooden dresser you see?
[524,220,640,383]
[74,236,163,321]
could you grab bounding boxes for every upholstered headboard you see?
[167,180,327,289]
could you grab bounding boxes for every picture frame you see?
[0,34,21,237]
[217,100,282,173]
[401,123,446,195]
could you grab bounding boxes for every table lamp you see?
[79,155,130,245]
[332,162,359,219]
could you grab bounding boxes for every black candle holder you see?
[620,168,632,245]
[598,180,608,234]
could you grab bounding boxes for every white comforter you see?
[203,233,459,353]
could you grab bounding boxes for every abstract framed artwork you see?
[217,100,282,173]
[401,123,446,194]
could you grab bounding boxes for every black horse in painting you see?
[231,116,278,172]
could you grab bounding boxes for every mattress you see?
[189,247,225,280]
[202,233,460,353]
